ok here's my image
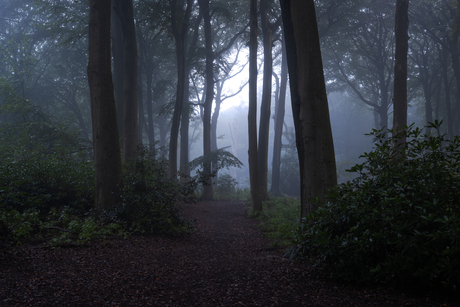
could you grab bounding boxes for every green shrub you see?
[256,198,300,247]
[293,122,460,291]
[0,121,94,215]
[214,174,238,200]
[115,145,195,236]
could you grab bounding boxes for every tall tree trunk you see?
[119,0,138,161]
[392,0,409,147]
[145,62,155,150]
[87,0,123,214]
[211,81,223,153]
[111,0,124,135]
[168,0,193,178]
[441,44,454,139]
[137,21,144,143]
[180,100,190,180]
[257,0,273,200]
[249,0,263,213]
[270,34,288,197]
[199,0,214,200]
[280,0,337,217]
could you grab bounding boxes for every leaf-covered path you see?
[0,201,457,306]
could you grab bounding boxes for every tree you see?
[168,0,194,178]
[322,0,395,130]
[258,0,281,200]
[113,0,138,161]
[280,0,337,217]
[392,0,409,146]
[270,30,288,197]
[248,0,263,213]
[87,0,123,213]
[199,0,213,200]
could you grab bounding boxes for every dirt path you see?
[0,201,457,306]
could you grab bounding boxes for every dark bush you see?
[115,146,195,236]
[293,122,460,291]
[0,121,94,215]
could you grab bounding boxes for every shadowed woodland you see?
[1,0,460,305]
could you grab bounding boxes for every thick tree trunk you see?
[199,0,214,200]
[87,0,123,214]
[270,34,288,197]
[249,0,263,213]
[392,0,409,147]
[111,0,124,136]
[258,0,273,201]
[119,0,138,161]
[280,0,337,217]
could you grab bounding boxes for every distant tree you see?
[87,0,123,213]
[280,0,337,217]
[392,0,409,147]
[270,30,288,197]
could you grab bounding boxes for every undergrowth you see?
[291,122,460,292]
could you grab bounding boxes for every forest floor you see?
[0,201,459,306]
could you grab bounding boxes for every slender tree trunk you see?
[87,0,123,214]
[392,0,409,147]
[180,99,190,180]
[168,0,193,178]
[145,63,155,150]
[441,45,454,139]
[249,0,263,213]
[280,0,337,217]
[199,0,214,200]
[258,0,273,200]
[137,22,145,143]
[271,34,288,197]
[111,0,124,135]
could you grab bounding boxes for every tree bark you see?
[270,32,288,197]
[199,0,214,200]
[392,0,409,147]
[168,0,193,178]
[280,0,337,217]
[249,0,263,213]
[119,0,138,161]
[111,0,124,136]
[258,0,274,201]
[87,0,123,214]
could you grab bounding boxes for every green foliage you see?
[188,149,243,179]
[253,198,300,247]
[115,145,195,236]
[293,122,460,291]
[0,120,94,215]
[213,174,238,200]
[0,206,125,247]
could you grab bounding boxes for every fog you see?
[1,0,458,197]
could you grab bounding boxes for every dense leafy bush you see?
[115,146,195,236]
[0,121,94,215]
[293,122,460,291]
[214,174,238,200]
